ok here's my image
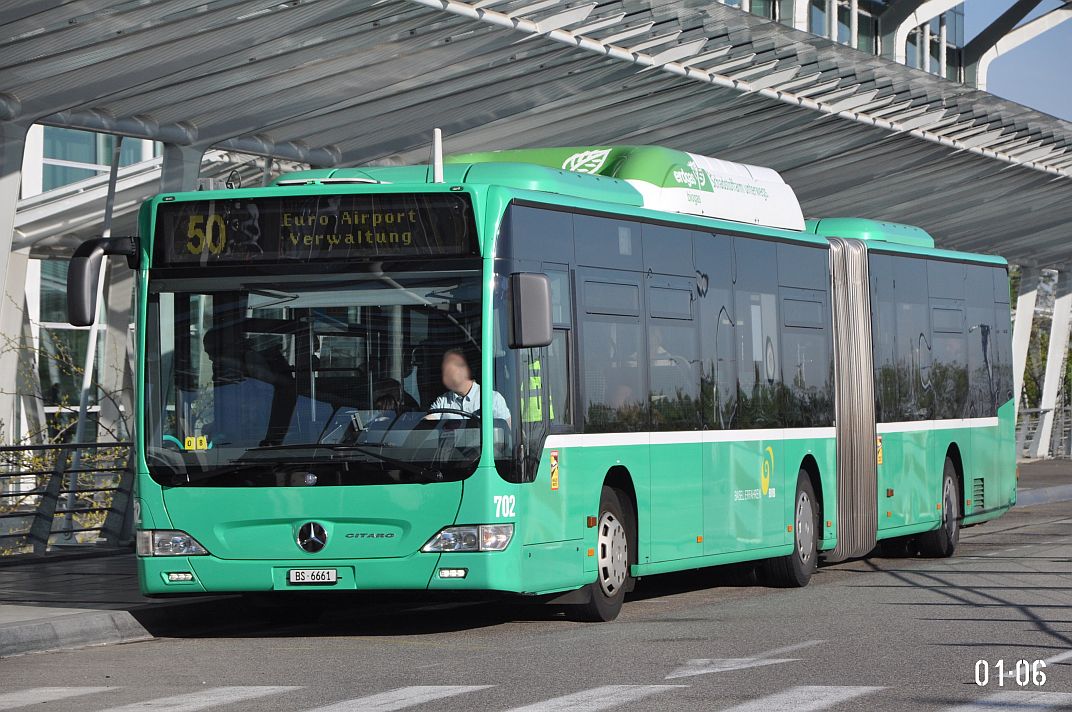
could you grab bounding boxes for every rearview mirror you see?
[508,272,553,349]
[67,237,139,326]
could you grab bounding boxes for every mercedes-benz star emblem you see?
[297,522,327,553]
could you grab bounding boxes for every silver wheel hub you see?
[796,491,815,564]
[944,478,958,540]
[596,511,628,597]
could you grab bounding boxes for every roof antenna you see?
[430,127,444,183]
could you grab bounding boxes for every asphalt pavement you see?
[1,490,1070,711]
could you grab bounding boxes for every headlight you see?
[136,530,209,556]
[422,524,514,553]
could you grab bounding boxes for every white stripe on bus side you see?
[876,417,999,433]
[544,418,997,450]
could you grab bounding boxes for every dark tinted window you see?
[650,287,693,319]
[966,265,999,417]
[574,214,643,270]
[991,268,1014,409]
[929,261,968,419]
[643,224,693,276]
[500,205,574,263]
[870,254,899,422]
[894,257,932,421]
[546,330,572,427]
[734,237,781,428]
[777,243,828,290]
[581,318,646,432]
[649,276,699,431]
[696,233,736,429]
[547,266,572,327]
[585,281,640,316]
[780,290,833,428]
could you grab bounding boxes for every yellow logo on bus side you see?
[761,446,773,496]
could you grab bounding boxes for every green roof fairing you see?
[447,145,806,232]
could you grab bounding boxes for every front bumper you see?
[138,548,525,595]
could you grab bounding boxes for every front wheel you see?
[572,486,634,622]
[918,459,959,558]
[763,470,818,588]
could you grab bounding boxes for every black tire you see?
[872,536,916,558]
[918,459,960,558]
[763,470,819,588]
[572,486,635,622]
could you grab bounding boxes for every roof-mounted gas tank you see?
[448,145,806,232]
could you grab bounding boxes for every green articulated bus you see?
[68,144,1015,622]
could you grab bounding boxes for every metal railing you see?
[1016,406,1072,459]
[0,442,133,557]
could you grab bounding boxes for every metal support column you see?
[793,0,810,30]
[850,0,859,48]
[938,14,948,78]
[1012,266,1039,426]
[160,144,206,193]
[1031,270,1072,458]
[97,257,134,443]
[920,22,931,71]
[0,122,28,444]
[63,137,125,537]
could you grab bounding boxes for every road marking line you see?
[504,685,685,712]
[1003,649,1072,677]
[715,685,885,712]
[944,691,1072,711]
[302,686,493,711]
[754,640,825,658]
[666,658,798,679]
[96,686,299,712]
[0,688,113,710]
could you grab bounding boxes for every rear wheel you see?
[763,470,818,587]
[573,486,634,622]
[918,459,959,558]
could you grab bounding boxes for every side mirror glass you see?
[508,272,553,349]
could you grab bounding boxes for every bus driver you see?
[428,348,511,426]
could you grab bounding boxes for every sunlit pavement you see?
[2,492,1070,711]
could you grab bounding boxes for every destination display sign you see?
[153,193,476,266]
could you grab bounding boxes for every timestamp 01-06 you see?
[975,659,1047,687]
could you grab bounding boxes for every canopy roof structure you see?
[1,0,1071,268]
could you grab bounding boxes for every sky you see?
[965,0,1072,121]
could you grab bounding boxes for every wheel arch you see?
[945,441,965,510]
[603,465,638,528]
[799,454,822,516]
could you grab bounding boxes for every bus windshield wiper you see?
[240,442,457,481]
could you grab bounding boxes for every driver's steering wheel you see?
[426,408,480,420]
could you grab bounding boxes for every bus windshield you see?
[143,269,498,486]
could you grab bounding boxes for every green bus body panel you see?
[806,218,936,249]
[131,165,1015,599]
[160,483,463,560]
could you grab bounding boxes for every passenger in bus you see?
[427,347,511,425]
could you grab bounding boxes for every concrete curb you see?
[1016,484,1072,507]
[0,608,151,658]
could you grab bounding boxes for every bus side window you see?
[695,232,735,429]
[733,237,782,429]
[546,330,572,428]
